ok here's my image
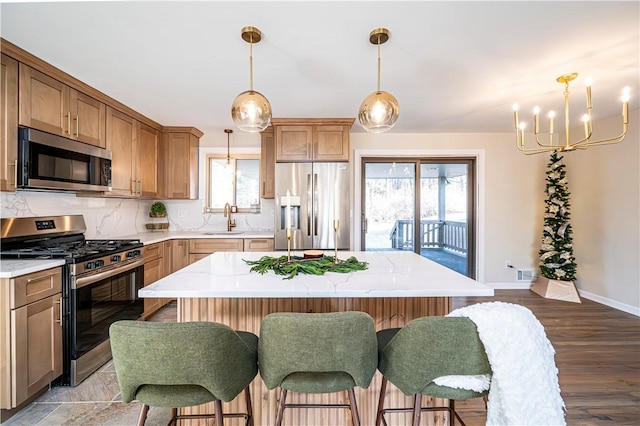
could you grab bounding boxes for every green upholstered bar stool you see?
[109,321,258,426]
[375,316,491,426]
[258,311,378,426]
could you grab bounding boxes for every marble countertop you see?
[0,259,66,278]
[0,231,274,278]
[139,251,494,299]
[119,230,274,245]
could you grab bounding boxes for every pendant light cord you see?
[377,34,381,93]
[249,33,254,91]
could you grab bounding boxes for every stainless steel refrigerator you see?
[275,162,350,250]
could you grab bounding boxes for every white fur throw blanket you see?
[447,301,566,425]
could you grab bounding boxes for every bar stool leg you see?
[376,376,388,426]
[244,387,254,426]
[137,404,149,426]
[347,387,361,426]
[214,400,223,426]
[412,394,422,426]
[275,389,287,426]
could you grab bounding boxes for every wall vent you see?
[516,269,537,282]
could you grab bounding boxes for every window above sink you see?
[205,154,260,213]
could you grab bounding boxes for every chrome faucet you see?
[223,202,236,232]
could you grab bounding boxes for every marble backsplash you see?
[0,191,275,239]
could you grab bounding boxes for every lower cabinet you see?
[0,267,62,413]
[244,238,275,252]
[142,243,168,318]
[171,239,190,272]
[188,238,244,264]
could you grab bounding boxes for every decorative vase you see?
[531,277,581,303]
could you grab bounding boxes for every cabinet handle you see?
[66,112,71,136]
[74,115,79,136]
[11,160,17,189]
[55,299,62,326]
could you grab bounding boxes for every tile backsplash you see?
[0,191,275,239]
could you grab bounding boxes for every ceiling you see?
[1,1,638,139]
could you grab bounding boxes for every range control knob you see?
[85,261,95,270]
[94,259,105,268]
[127,250,141,258]
[111,254,121,262]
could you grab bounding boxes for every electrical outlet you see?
[177,209,186,218]
[505,260,513,269]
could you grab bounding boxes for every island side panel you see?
[178,297,450,426]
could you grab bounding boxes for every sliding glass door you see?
[362,157,476,278]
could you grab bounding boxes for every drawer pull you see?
[55,299,62,326]
[26,273,57,283]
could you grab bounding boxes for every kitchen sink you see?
[203,231,244,235]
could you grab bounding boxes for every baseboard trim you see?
[485,283,640,317]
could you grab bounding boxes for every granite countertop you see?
[139,251,495,299]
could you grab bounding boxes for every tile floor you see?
[2,303,178,426]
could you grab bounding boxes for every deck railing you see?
[389,219,467,254]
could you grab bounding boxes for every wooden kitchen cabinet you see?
[0,267,62,411]
[1,53,18,192]
[137,122,159,198]
[159,127,202,200]
[142,243,167,318]
[188,238,244,264]
[244,238,275,252]
[273,118,353,162]
[19,64,106,147]
[260,127,275,199]
[171,239,190,272]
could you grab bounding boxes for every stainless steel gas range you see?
[0,215,144,386]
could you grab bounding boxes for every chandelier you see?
[231,26,272,132]
[513,73,630,155]
[358,28,399,133]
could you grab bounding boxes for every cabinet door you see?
[189,238,244,253]
[161,132,199,199]
[313,125,349,161]
[162,240,172,277]
[260,129,275,198]
[106,107,137,196]
[275,125,313,161]
[1,53,18,192]
[143,257,163,317]
[244,238,274,252]
[69,88,106,147]
[138,123,159,198]
[19,64,69,137]
[11,293,62,407]
[171,239,190,272]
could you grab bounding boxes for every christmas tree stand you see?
[531,277,581,303]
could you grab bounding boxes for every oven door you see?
[68,258,143,385]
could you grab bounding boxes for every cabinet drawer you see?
[189,239,244,254]
[143,243,163,262]
[244,238,274,252]
[11,267,62,309]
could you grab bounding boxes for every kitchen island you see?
[139,250,493,426]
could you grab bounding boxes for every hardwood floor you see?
[3,291,639,425]
[452,291,640,426]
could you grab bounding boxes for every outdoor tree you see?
[539,151,577,281]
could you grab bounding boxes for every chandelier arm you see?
[575,130,628,147]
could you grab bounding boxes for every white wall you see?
[564,110,639,313]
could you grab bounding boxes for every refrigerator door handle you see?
[313,173,319,236]
[306,173,312,236]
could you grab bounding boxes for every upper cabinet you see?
[1,53,18,192]
[137,122,160,198]
[260,127,275,199]
[19,64,106,148]
[159,127,202,200]
[272,118,354,162]
[106,107,138,196]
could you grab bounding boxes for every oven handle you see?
[72,257,145,290]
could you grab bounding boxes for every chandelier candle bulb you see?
[533,106,540,134]
[585,78,593,109]
[548,111,555,145]
[622,87,630,123]
[582,114,590,138]
[513,104,519,129]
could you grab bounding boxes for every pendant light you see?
[231,26,272,132]
[358,28,399,133]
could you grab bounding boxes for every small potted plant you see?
[149,201,167,218]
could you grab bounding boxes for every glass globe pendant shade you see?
[358,90,399,133]
[231,90,272,132]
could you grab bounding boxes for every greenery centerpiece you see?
[531,150,581,302]
[244,255,368,280]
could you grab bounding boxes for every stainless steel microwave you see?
[17,126,112,192]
